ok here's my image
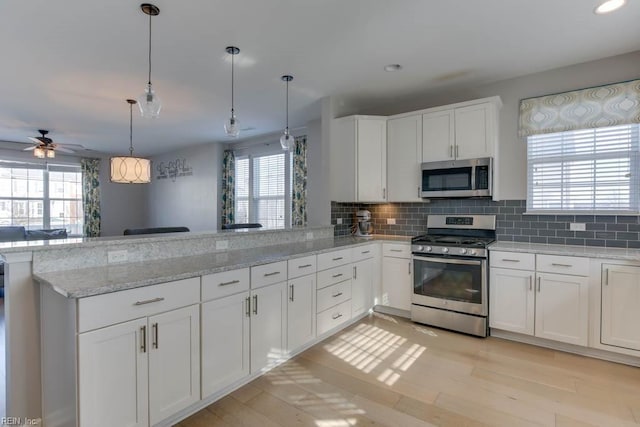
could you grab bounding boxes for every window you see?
[234,148,292,229]
[527,124,640,213]
[0,161,84,235]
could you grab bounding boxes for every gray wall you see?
[147,142,223,232]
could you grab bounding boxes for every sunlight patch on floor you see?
[315,419,357,427]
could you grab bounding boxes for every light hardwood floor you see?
[179,312,640,427]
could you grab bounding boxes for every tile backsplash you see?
[331,200,640,248]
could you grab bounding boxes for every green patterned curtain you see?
[221,149,235,226]
[81,158,101,237]
[519,79,640,137]
[292,136,307,227]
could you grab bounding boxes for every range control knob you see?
[442,247,449,253]
[426,246,432,252]
[417,245,424,252]
[469,250,476,256]
[460,248,468,255]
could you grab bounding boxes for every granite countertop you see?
[489,241,640,261]
[34,235,411,298]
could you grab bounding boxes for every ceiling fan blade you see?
[23,145,37,151]
[28,136,42,144]
[57,143,86,150]
[55,147,75,154]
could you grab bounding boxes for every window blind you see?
[252,153,286,229]
[527,124,640,213]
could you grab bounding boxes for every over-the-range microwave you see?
[420,157,492,198]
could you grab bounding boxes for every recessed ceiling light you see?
[594,0,626,14]
[384,64,402,72]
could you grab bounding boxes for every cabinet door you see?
[148,305,200,425]
[201,292,250,398]
[330,118,357,202]
[251,282,287,374]
[357,118,387,202]
[287,274,316,353]
[352,258,374,317]
[78,318,148,427]
[601,264,640,350]
[489,268,534,335]
[535,273,588,346]
[422,110,454,162]
[387,115,422,202]
[382,256,412,311]
[454,103,492,160]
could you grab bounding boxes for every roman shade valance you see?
[518,79,640,137]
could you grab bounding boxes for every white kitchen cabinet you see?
[489,268,535,335]
[148,305,200,425]
[78,318,148,427]
[352,258,374,317]
[382,244,412,312]
[201,292,250,398]
[330,115,387,202]
[535,272,589,346]
[387,115,422,202]
[250,281,287,374]
[287,274,316,353]
[422,99,499,162]
[601,264,640,351]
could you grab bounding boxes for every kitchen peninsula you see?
[1,226,410,426]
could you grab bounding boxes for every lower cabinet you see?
[250,281,287,374]
[352,258,373,317]
[201,292,250,398]
[382,254,412,311]
[489,267,534,335]
[287,274,316,353]
[601,264,640,351]
[78,304,200,427]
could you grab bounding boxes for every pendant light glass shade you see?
[224,46,240,137]
[280,75,294,151]
[110,99,151,184]
[138,4,161,118]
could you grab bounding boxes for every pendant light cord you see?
[147,12,152,86]
[231,51,235,113]
[285,79,289,131]
[129,102,134,156]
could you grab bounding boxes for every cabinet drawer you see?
[490,251,535,270]
[536,254,588,276]
[317,248,352,271]
[251,261,288,289]
[317,300,352,336]
[78,277,200,333]
[288,255,317,279]
[317,264,353,290]
[382,243,411,258]
[317,280,352,313]
[352,244,377,262]
[202,268,250,301]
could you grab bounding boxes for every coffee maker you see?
[353,210,373,237]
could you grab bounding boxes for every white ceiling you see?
[0,0,639,156]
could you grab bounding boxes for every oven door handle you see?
[412,255,483,266]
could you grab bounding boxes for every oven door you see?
[412,255,487,316]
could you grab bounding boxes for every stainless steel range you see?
[411,215,496,337]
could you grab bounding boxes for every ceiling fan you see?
[24,130,78,158]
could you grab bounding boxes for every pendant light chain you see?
[147,11,152,85]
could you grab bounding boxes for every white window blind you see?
[527,124,640,213]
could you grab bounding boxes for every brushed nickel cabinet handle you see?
[253,294,258,315]
[418,186,421,197]
[332,292,343,298]
[529,275,533,291]
[551,263,572,268]
[455,145,459,158]
[537,276,541,292]
[605,268,609,286]
[332,273,343,278]
[361,250,370,254]
[390,249,403,253]
[332,257,343,261]
[383,188,386,199]
[264,271,281,277]
[290,284,294,302]
[245,296,251,317]
[449,145,454,158]
[501,259,520,263]
[332,313,343,320]
[134,297,165,306]
[140,325,146,353]
[353,266,357,280]
[408,261,411,275]
[298,264,312,269]
[152,323,158,349]
[219,279,240,286]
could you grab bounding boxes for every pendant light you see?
[110,99,151,184]
[224,46,240,137]
[280,75,295,151]
[137,3,162,118]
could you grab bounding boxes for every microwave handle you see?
[471,164,476,191]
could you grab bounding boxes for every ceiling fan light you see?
[138,84,162,118]
[46,148,55,158]
[33,147,45,158]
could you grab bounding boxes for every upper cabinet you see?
[331,115,387,202]
[422,99,500,162]
[387,115,422,202]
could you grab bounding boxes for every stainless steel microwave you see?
[420,157,492,198]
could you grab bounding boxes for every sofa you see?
[0,226,68,297]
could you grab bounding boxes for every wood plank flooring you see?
[178,312,640,427]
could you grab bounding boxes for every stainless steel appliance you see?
[420,157,492,198]
[411,215,496,337]
[353,209,373,237]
